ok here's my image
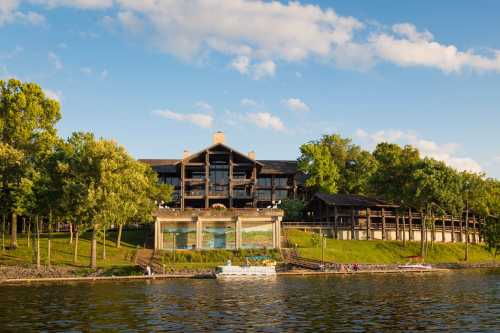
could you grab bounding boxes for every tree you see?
[278,199,306,221]
[0,79,61,249]
[56,132,172,268]
[370,143,421,207]
[298,134,376,195]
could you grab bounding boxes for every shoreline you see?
[1,265,498,285]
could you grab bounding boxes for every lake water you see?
[0,270,499,332]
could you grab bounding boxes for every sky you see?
[1,0,499,178]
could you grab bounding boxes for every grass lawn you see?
[0,229,148,270]
[287,229,499,264]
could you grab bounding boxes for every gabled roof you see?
[313,192,399,208]
[139,159,179,166]
[258,160,299,174]
[181,142,263,166]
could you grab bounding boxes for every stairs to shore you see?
[134,249,164,274]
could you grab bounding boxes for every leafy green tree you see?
[0,79,61,249]
[278,199,306,221]
[298,134,376,195]
[370,143,421,207]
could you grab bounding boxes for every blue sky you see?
[1,0,499,177]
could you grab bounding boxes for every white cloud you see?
[230,57,275,79]
[6,1,500,76]
[80,67,92,75]
[0,45,23,59]
[0,1,45,26]
[153,109,213,128]
[282,98,310,113]
[31,0,113,9]
[392,23,433,42]
[252,60,276,79]
[115,0,363,62]
[245,112,285,132]
[230,56,250,75]
[240,98,258,108]
[48,52,63,70]
[44,88,62,102]
[356,128,483,173]
[117,10,143,33]
[194,101,213,112]
[370,23,500,73]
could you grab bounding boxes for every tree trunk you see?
[116,224,123,248]
[36,216,41,270]
[47,213,52,268]
[420,211,425,258]
[465,207,469,261]
[69,222,73,244]
[90,226,97,269]
[2,215,5,251]
[22,217,26,234]
[102,226,107,260]
[73,225,79,264]
[11,213,17,249]
[27,217,31,248]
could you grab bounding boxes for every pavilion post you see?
[409,208,413,241]
[351,207,356,240]
[366,208,371,240]
[333,206,338,240]
[395,213,400,241]
[381,208,386,240]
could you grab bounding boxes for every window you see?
[257,177,272,187]
[274,177,289,187]
[257,189,271,200]
[275,190,288,200]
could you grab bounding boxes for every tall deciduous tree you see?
[298,134,376,195]
[0,79,61,249]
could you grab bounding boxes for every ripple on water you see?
[0,269,498,332]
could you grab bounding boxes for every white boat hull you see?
[215,265,276,277]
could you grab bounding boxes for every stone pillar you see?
[195,217,203,250]
[272,217,282,249]
[154,219,160,250]
[235,217,242,249]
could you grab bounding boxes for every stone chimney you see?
[183,150,190,159]
[213,131,225,145]
[248,150,256,160]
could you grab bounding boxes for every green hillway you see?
[286,229,499,264]
[1,230,498,277]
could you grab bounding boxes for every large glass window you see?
[274,177,289,187]
[257,177,272,187]
[202,221,236,249]
[242,221,274,249]
[257,189,271,200]
[162,222,196,250]
[210,162,229,195]
[275,190,288,200]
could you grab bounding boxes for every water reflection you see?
[0,269,498,332]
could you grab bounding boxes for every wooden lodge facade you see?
[140,132,306,210]
[140,132,304,250]
[298,193,484,243]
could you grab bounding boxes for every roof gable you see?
[181,143,263,165]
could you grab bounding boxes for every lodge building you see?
[141,132,484,251]
[140,132,303,251]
